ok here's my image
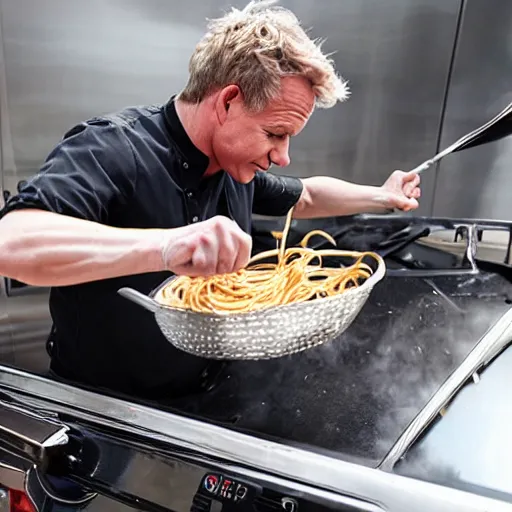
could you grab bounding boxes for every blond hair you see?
[179,0,349,111]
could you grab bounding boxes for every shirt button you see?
[192,216,199,223]
[186,191,193,198]
[183,162,189,169]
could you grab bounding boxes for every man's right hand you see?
[0,210,252,286]
[161,216,253,277]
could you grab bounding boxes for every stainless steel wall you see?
[0,0,484,374]
[0,0,462,206]
[432,0,512,219]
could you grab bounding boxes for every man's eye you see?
[266,132,286,140]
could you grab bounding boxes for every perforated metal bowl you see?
[118,252,386,360]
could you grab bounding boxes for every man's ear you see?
[215,85,243,124]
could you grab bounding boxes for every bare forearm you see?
[294,176,389,219]
[0,210,164,286]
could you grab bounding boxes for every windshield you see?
[394,343,512,503]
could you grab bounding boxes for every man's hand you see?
[380,170,421,212]
[161,216,253,277]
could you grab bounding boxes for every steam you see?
[175,272,509,467]
[370,297,502,458]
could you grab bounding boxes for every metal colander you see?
[118,252,386,360]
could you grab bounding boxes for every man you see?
[0,0,420,400]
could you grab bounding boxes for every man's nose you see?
[270,139,291,167]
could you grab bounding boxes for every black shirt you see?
[0,99,303,398]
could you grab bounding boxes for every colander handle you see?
[118,287,159,313]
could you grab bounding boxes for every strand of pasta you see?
[157,208,380,314]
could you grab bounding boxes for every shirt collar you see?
[163,96,210,179]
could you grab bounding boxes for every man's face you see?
[211,76,315,184]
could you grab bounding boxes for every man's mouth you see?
[253,162,270,171]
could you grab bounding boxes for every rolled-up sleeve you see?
[0,120,137,223]
[252,171,303,216]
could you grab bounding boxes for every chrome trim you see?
[0,461,25,491]
[0,402,69,469]
[387,268,478,278]
[465,224,478,271]
[0,368,511,511]
[360,214,512,229]
[24,468,41,512]
[41,430,68,449]
[379,306,512,471]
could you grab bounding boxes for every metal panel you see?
[0,3,14,370]
[273,0,462,221]
[3,286,51,374]
[0,0,461,207]
[432,0,512,219]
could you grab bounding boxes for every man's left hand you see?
[381,170,421,212]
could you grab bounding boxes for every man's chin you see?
[227,168,258,185]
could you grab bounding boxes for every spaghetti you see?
[157,208,380,314]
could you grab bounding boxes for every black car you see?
[2,212,512,512]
